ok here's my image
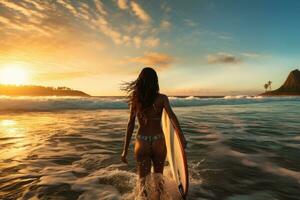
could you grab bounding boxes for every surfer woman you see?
[121,67,187,198]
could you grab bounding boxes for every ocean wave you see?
[224,95,263,99]
[0,96,128,111]
[0,95,299,112]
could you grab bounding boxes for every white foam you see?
[0,95,298,112]
[224,95,262,99]
[78,185,121,200]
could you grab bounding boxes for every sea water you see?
[0,96,299,200]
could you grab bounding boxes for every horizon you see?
[1,0,300,96]
[0,68,298,96]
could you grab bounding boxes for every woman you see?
[121,67,187,198]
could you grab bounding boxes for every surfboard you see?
[162,109,189,199]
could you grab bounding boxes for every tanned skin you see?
[121,93,187,173]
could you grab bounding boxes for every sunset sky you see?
[0,0,300,96]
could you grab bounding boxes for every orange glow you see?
[0,64,28,85]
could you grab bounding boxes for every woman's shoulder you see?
[158,93,168,101]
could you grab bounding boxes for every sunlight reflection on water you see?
[0,100,299,199]
[0,118,28,161]
[0,119,17,126]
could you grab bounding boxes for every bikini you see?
[136,134,164,143]
[136,103,164,143]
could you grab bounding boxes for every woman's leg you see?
[151,138,167,198]
[135,138,152,177]
[134,138,151,196]
[152,138,167,173]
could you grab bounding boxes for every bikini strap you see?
[153,103,157,112]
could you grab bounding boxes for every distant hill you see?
[0,85,90,96]
[261,69,300,96]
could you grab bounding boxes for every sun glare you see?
[0,64,28,85]
[0,119,17,126]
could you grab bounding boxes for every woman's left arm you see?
[121,106,136,163]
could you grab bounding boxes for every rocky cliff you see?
[262,69,300,96]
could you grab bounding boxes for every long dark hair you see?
[121,67,159,119]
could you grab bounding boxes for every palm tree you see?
[267,81,272,91]
[264,83,269,92]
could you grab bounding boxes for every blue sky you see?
[0,0,299,95]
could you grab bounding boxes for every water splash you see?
[134,173,172,200]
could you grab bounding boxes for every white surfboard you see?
[162,109,189,199]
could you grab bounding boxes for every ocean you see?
[0,96,299,200]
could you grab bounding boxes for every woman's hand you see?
[121,151,128,164]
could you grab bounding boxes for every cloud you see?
[93,0,107,15]
[0,15,10,25]
[160,20,171,31]
[161,2,171,13]
[217,34,232,40]
[183,19,197,27]
[0,0,160,49]
[117,0,128,10]
[57,0,91,21]
[241,52,262,58]
[23,0,45,11]
[130,1,151,23]
[0,1,51,34]
[127,52,174,68]
[93,18,123,44]
[0,0,47,29]
[206,53,241,64]
[0,0,44,18]
[55,1,126,45]
[144,37,160,47]
[56,0,78,16]
[132,36,141,48]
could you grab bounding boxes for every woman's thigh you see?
[134,139,152,178]
[151,138,167,173]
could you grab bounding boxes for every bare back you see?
[136,93,164,136]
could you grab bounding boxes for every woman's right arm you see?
[121,105,136,163]
[162,94,187,148]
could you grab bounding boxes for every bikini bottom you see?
[136,134,165,144]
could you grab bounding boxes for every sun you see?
[0,64,28,85]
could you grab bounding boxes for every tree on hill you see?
[264,81,272,92]
[264,83,269,92]
[0,84,89,96]
[267,81,272,90]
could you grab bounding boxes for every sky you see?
[0,0,300,96]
